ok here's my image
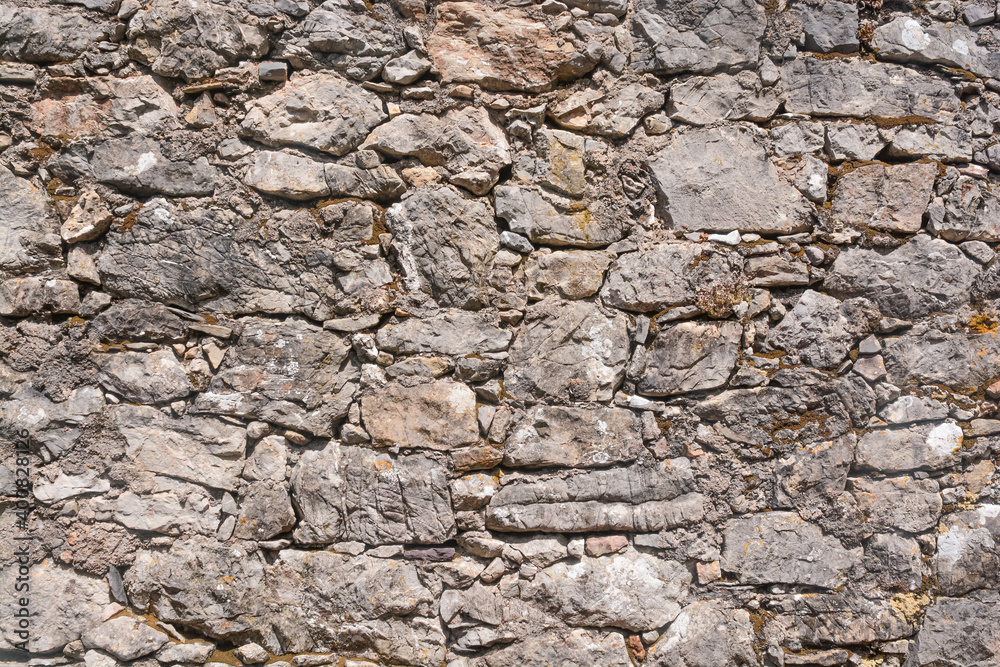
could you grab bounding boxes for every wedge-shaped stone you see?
[0,165,63,274]
[548,83,665,137]
[194,317,356,437]
[428,1,595,92]
[855,421,963,473]
[290,442,455,545]
[112,404,246,491]
[386,185,499,309]
[127,0,269,81]
[874,17,1000,81]
[363,106,510,195]
[522,549,690,632]
[241,73,385,156]
[631,0,765,74]
[486,459,702,532]
[362,380,478,450]
[601,242,742,312]
[504,297,629,403]
[831,163,937,233]
[782,55,960,121]
[824,234,980,319]
[934,505,1000,595]
[648,125,815,234]
[375,310,511,356]
[637,321,742,396]
[721,512,862,588]
[504,405,643,468]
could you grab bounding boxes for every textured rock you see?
[82,617,169,661]
[504,297,629,403]
[782,56,960,121]
[721,512,862,588]
[0,6,113,63]
[884,329,1000,390]
[548,83,665,137]
[97,349,193,403]
[504,405,643,468]
[127,0,269,80]
[645,601,757,667]
[631,0,765,74]
[91,137,217,197]
[874,17,1000,81]
[765,290,868,370]
[495,185,621,248]
[909,596,1000,667]
[526,250,615,300]
[362,380,478,450]
[668,72,780,126]
[427,2,595,92]
[521,549,690,631]
[648,125,815,233]
[934,505,1000,595]
[0,165,65,273]
[852,476,943,534]
[387,185,499,309]
[855,422,963,473]
[825,235,980,319]
[241,73,386,156]
[637,321,742,396]
[831,163,937,233]
[795,0,860,53]
[601,243,742,312]
[376,311,510,356]
[244,150,331,200]
[928,173,1000,242]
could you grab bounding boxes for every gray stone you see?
[0,563,107,653]
[782,55,960,121]
[486,459,703,532]
[637,321,742,396]
[258,60,288,81]
[878,395,950,424]
[382,50,431,84]
[934,505,1000,595]
[630,0,765,74]
[855,421,963,473]
[35,470,110,504]
[375,311,510,356]
[648,124,815,234]
[668,72,779,125]
[291,443,455,545]
[495,185,622,248]
[244,150,331,200]
[795,0,860,53]
[831,163,937,233]
[521,549,690,632]
[884,329,1000,390]
[0,277,80,316]
[771,121,826,156]
[0,165,62,274]
[504,405,643,468]
[387,185,498,309]
[468,628,630,667]
[908,596,1000,667]
[156,641,217,664]
[765,290,867,370]
[325,161,406,201]
[928,173,1000,242]
[852,476,942,534]
[504,297,629,403]
[0,6,113,63]
[112,404,246,491]
[526,250,614,300]
[427,2,595,92]
[775,435,854,509]
[645,601,758,667]
[92,137,216,197]
[721,512,862,588]
[548,83,665,137]
[62,189,113,244]
[114,480,221,536]
[887,124,971,162]
[824,122,885,161]
[97,349,192,403]
[363,106,510,195]
[127,0,268,81]
[874,17,1000,81]
[233,481,296,540]
[241,73,386,156]
[234,642,269,664]
[194,317,356,437]
[824,234,981,319]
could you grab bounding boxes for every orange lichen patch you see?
[116,209,141,233]
[969,312,999,335]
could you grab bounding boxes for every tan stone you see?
[362,380,478,450]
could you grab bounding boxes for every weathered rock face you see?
[7,0,1000,664]
[427,2,595,92]
[648,125,815,233]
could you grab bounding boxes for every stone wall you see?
[0,0,999,665]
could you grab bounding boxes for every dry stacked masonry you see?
[0,0,999,665]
